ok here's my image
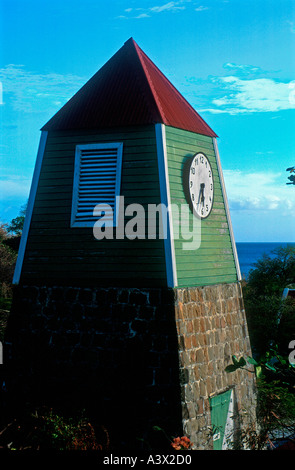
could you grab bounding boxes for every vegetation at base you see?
[0,405,109,451]
[226,348,295,448]
[1,203,295,450]
[225,246,295,449]
[0,224,17,303]
[0,204,26,307]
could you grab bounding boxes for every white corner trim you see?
[213,138,242,281]
[155,123,178,288]
[222,389,234,450]
[13,131,48,284]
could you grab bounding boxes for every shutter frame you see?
[71,142,123,227]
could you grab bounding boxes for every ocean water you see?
[236,242,295,279]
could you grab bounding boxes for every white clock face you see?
[188,153,214,219]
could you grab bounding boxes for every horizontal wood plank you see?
[165,125,237,287]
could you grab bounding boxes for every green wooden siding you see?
[165,126,238,288]
[21,125,167,287]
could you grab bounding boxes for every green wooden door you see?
[209,389,233,450]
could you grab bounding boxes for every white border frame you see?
[13,131,48,285]
[213,138,242,281]
[155,123,178,288]
[71,142,123,228]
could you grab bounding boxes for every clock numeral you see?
[192,193,195,201]
[206,205,209,212]
[191,167,195,175]
[210,183,213,190]
[209,171,211,177]
[200,156,204,164]
[190,180,193,188]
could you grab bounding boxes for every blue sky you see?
[0,0,295,241]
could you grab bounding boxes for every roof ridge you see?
[133,39,216,137]
[130,39,168,124]
[41,38,217,137]
[125,38,164,124]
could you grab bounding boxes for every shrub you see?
[0,406,107,451]
[243,246,295,356]
[40,409,103,450]
[0,224,17,300]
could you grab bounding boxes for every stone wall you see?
[175,282,256,449]
[4,282,256,450]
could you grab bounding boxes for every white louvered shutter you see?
[71,143,123,227]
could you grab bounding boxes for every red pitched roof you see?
[42,38,217,137]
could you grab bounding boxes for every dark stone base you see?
[3,285,182,450]
[3,282,257,450]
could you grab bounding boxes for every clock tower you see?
[8,38,256,450]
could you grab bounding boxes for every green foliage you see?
[246,246,295,297]
[40,409,102,450]
[224,355,247,373]
[226,348,295,384]
[257,379,295,440]
[242,246,295,355]
[6,216,25,236]
[0,407,105,451]
[0,204,27,302]
[0,224,17,299]
[0,297,12,310]
[228,417,268,450]
[225,348,295,447]
[242,292,281,355]
[6,203,26,236]
[0,309,10,342]
[286,166,295,185]
[277,297,295,356]
[226,247,295,450]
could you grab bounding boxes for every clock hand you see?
[197,185,203,205]
[200,183,205,205]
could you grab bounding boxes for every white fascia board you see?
[213,137,242,281]
[155,123,178,288]
[12,131,48,284]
